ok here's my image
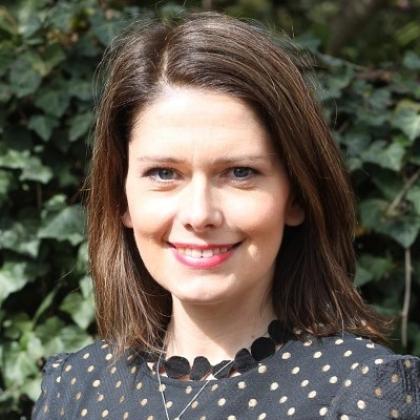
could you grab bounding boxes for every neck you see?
[164,291,275,365]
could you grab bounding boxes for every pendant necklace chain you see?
[156,354,234,420]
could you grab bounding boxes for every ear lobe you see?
[285,199,305,227]
[122,210,133,228]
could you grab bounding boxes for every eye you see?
[143,167,178,181]
[228,167,258,181]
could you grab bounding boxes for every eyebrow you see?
[135,155,275,164]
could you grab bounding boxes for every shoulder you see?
[305,334,420,419]
[32,340,141,419]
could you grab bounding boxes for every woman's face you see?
[123,87,304,306]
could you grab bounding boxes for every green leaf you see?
[0,221,40,257]
[38,205,85,245]
[358,254,393,282]
[359,198,388,229]
[0,149,53,183]
[9,52,43,97]
[3,343,38,387]
[60,290,95,330]
[403,51,420,70]
[407,186,420,215]
[0,262,31,306]
[392,107,420,142]
[378,217,420,248]
[34,89,70,118]
[355,264,373,286]
[69,113,92,141]
[362,141,406,171]
[28,115,59,141]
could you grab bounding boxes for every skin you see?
[123,86,304,364]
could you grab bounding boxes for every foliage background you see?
[0,0,419,418]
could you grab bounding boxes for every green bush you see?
[0,1,419,418]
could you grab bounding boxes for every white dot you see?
[130,366,137,374]
[390,409,399,418]
[282,352,291,359]
[101,343,108,349]
[340,415,349,420]
[344,379,352,387]
[329,376,338,384]
[357,400,366,410]
[319,407,328,416]
[404,359,412,368]
[322,364,330,372]
[87,365,94,372]
[227,416,236,420]
[303,340,312,346]
[115,380,121,388]
[300,379,309,387]
[248,398,257,408]
[136,382,143,390]
[166,401,173,408]
[258,414,267,420]
[374,358,383,365]
[211,384,218,391]
[110,366,117,374]
[191,401,198,409]
[361,365,369,374]
[105,353,112,361]
[287,407,295,416]
[218,398,226,406]
[343,350,352,357]
[291,366,300,374]
[313,351,322,359]
[238,381,246,389]
[101,410,109,418]
[270,382,279,391]
[308,390,317,399]
[140,398,148,406]
[279,396,288,404]
[185,385,192,394]
[406,395,413,404]
[81,409,88,417]
[92,380,101,387]
[258,364,267,373]
[366,342,375,349]
[123,413,129,420]
[83,353,90,359]
[97,394,104,401]
[335,338,343,345]
[56,376,61,383]
[158,384,166,392]
[351,362,359,370]
[64,365,72,372]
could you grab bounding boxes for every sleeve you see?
[32,352,70,420]
[327,354,420,419]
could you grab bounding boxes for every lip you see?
[168,241,241,269]
[168,242,239,250]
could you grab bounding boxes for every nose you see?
[178,175,223,232]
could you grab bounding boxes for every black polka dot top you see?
[32,333,420,419]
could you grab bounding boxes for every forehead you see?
[129,87,276,159]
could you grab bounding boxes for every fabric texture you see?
[32,333,420,419]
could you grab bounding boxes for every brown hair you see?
[87,12,390,355]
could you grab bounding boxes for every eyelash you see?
[142,167,259,183]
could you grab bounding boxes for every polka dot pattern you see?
[32,334,420,419]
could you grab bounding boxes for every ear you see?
[285,197,305,227]
[122,210,133,228]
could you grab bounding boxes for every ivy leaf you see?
[28,115,58,141]
[392,107,420,142]
[2,343,38,388]
[9,52,43,97]
[0,149,53,183]
[0,262,31,306]
[407,186,420,215]
[60,290,95,330]
[362,141,406,171]
[69,113,92,141]
[0,221,40,258]
[355,264,373,286]
[403,51,420,70]
[38,205,85,245]
[34,89,70,118]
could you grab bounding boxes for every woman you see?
[33,12,419,419]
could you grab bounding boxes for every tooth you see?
[220,247,228,253]
[191,249,201,258]
[185,248,192,256]
[203,249,213,258]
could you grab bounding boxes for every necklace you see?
[150,319,292,380]
[154,319,292,420]
[157,355,234,420]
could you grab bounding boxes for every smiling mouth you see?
[167,242,241,258]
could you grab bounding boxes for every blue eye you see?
[145,168,177,181]
[230,167,256,180]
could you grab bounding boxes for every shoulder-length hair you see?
[87,12,389,355]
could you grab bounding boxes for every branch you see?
[385,169,420,217]
[401,247,412,348]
